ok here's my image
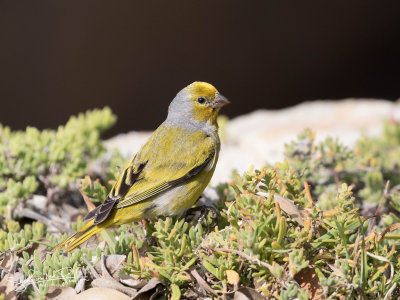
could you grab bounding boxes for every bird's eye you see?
[197,97,206,104]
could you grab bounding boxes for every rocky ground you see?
[105,99,398,185]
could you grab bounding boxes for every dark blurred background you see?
[1,0,400,137]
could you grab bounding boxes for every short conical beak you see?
[214,94,230,108]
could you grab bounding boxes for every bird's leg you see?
[184,204,219,226]
[197,205,218,225]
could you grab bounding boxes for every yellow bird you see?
[53,82,229,252]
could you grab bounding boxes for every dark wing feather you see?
[82,205,100,221]
[93,196,118,224]
[83,162,147,225]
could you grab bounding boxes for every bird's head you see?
[168,82,230,126]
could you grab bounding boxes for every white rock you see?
[104,131,150,158]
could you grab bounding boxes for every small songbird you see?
[53,82,229,252]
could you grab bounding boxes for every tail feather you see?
[53,220,103,252]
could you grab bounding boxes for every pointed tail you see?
[52,220,104,252]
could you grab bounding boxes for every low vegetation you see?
[0,108,399,299]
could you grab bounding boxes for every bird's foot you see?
[184,205,218,226]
